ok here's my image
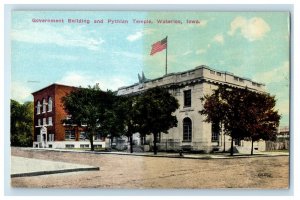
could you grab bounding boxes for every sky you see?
[10,11,290,126]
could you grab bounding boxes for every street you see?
[11,147,289,189]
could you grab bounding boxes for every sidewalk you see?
[20,147,289,160]
[11,156,99,178]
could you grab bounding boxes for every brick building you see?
[32,83,106,149]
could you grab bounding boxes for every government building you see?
[32,65,267,153]
[117,65,266,153]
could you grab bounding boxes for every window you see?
[94,144,102,149]
[48,97,52,112]
[48,117,53,126]
[36,101,41,114]
[42,99,47,113]
[210,70,215,75]
[80,132,87,140]
[95,133,102,141]
[234,139,241,146]
[234,77,238,81]
[80,144,89,148]
[65,130,75,140]
[217,72,222,76]
[184,90,191,107]
[183,118,192,141]
[65,144,75,148]
[211,121,220,142]
[43,118,47,126]
[38,119,41,126]
[48,134,54,141]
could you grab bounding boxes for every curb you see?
[17,147,289,160]
[11,166,100,178]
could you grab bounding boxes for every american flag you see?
[150,37,167,56]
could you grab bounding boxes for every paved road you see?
[11,148,289,189]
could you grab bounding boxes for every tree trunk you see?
[230,137,234,156]
[129,135,133,153]
[110,136,114,149]
[223,133,226,152]
[153,132,158,155]
[251,139,254,155]
[90,131,94,151]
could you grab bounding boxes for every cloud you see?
[182,50,192,56]
[195,49,206,55]
[276,99,289,116]
[11,25,105,51]
[11,82,32,103]
[58,71,129,91]
[127,31,143,42]
[213,34,224,44]
[254,61,289,84]
[44,54,79,61]
[126,28,155,42]
[112,51,143,60]
[228,17,270,41]
[252,61,289,123]
[199,20,208,27]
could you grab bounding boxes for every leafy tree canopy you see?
[11,99,34,147]
[200,86,280,155]
[62,84,115,151]
[134,87,179,154]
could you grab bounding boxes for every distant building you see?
[32,84,106,149]
[117,65,266,153]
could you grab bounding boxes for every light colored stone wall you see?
[117,65,266,153]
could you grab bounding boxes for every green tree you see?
[101,96,126,149]
[243,92,280,155]
[134,87,179,155]
[10,99,34,147]
[201,86,280,156]
[62,84,115,151]
[116,95,140,153]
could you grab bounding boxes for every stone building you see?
[117,65,266,153]
[32,83,106,149]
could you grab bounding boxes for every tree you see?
[101,95,127,149]
[243,92,280,155]
[10,99,34,147]
[116,95,140,153]
[201,86,280,156]
[134,87,179,155]
[62,84,115,151]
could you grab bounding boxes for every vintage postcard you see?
[10,11,290,189]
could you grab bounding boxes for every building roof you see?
[31,83,78,95]
[117,65,266,95]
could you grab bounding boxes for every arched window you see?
[36,101,41,114]
[48,97,52,112]
[183,117,192,141]
[42,98,46,113]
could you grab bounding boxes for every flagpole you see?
[165,36,168,75]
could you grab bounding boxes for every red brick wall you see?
[54,85,77,141]
[32,84,77,142]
